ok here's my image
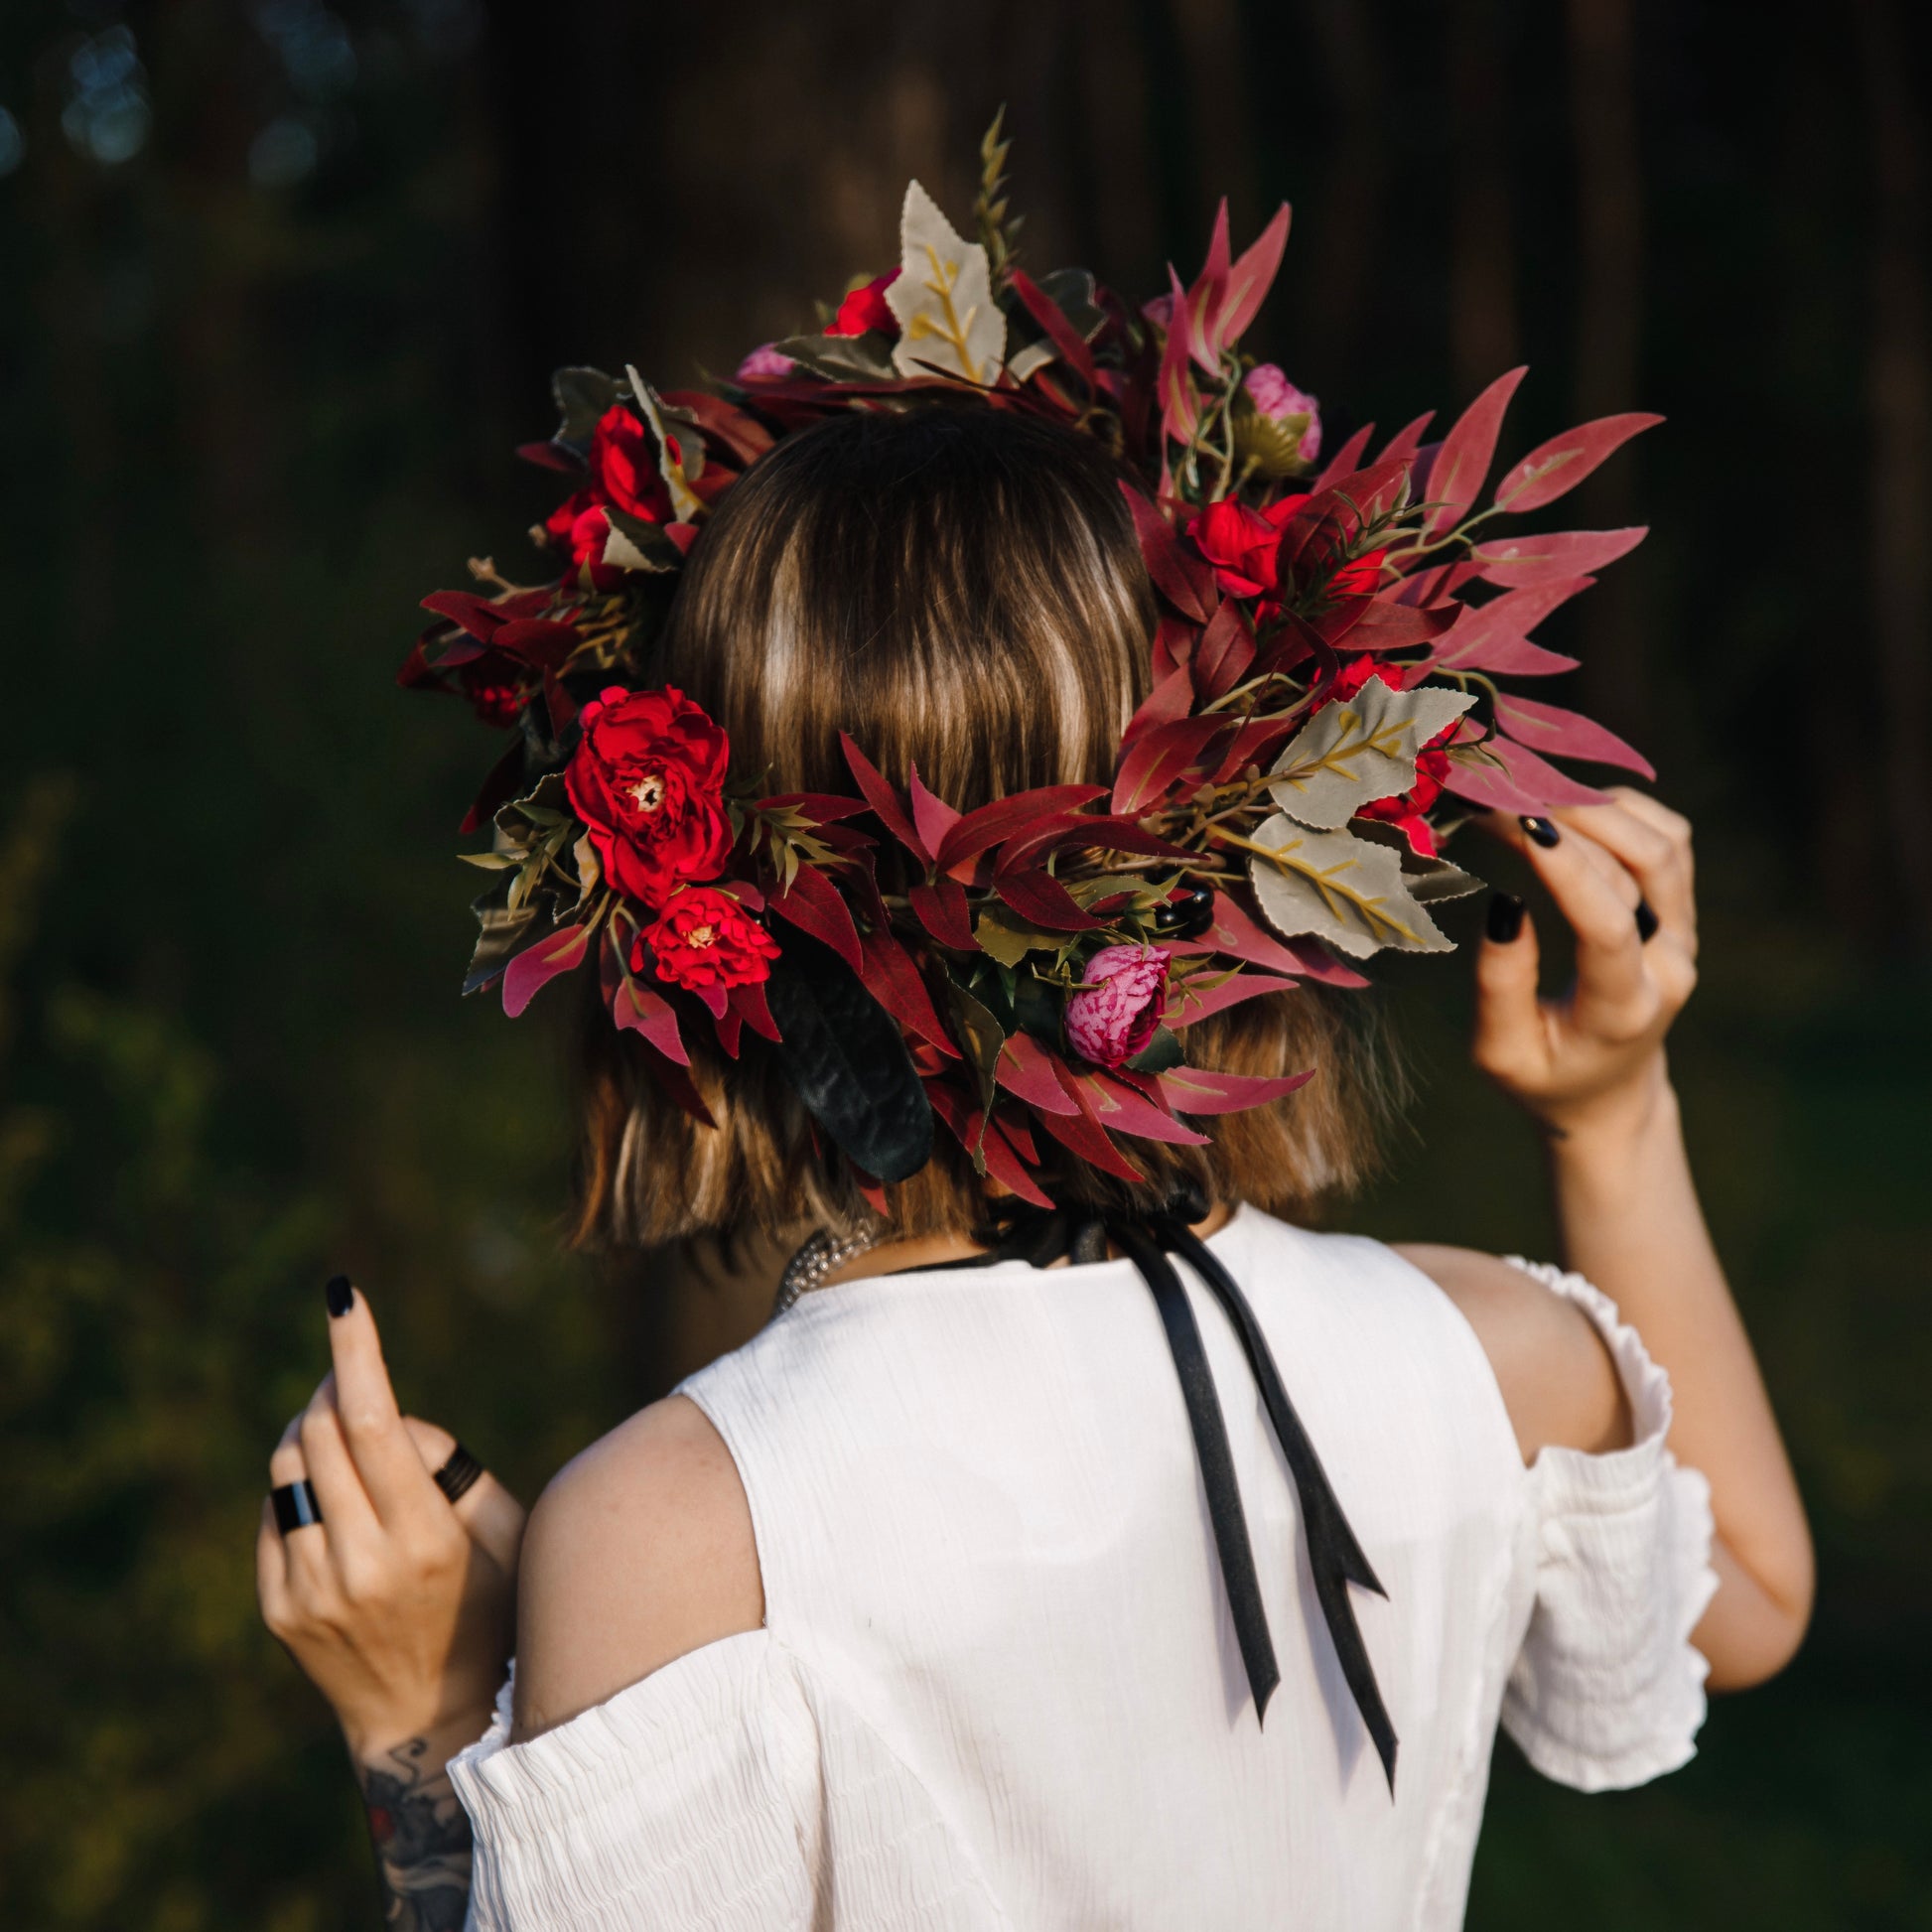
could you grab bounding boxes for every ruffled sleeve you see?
[449,1631,822,1932]
[1499,1260,1721,1794]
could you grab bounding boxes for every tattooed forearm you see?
[355,1736,474,1931]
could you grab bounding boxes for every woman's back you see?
[452,1208,1714,1931]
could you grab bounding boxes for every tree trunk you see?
[1860,0,1932,955]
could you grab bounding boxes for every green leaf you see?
[1267,681,1475,831]
[457,851,518,871]
[1124,1024,1186,1074]
[945,981,1008,1120]
[975,904,1065,967]
[770,333,898,382]
[603,507,684,574]
[550,366,622,448]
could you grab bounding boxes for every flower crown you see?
[401,120,1659,1206]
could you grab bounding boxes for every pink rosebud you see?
[1064,944,1171,1068]
[736,343,794,381]
[1142,292,1175,331]
[1244,364,1322,464]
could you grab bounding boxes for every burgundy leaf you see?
[1493,412,1664,513]
[1193,600,1257,701]
[1064,1067,1212,1146]
[1278,461,1409,569]
[994,869,1102,932]
[1474,526,1647,587]
[908,767,963,859]
[1194,891,1309,975]
[612,975,691,1063]
[1276,937,1371,989]
[658,388,776,466]
[1424,365,1528,535]
[1166,970,1303,1026]
[1311,423,1376,491]
[1208,716,1298,783]
[1429,577,1595,666]
[491,618,581,670]
[860,927,958,1056]
[460,739,529,835]
[641,1038,717,1128]
[839,733,930,863]
[730,976,781,1042]
[1486,737,1615,807]
[769,863,864,972]
[1119,481,1214,621]
[997,810,1192,875]
[757,791,874,825]
[713,1000,745,1059]
[1156,271,1202,449]
[1495,695,1656,777]
[1155,1064,1315,1115]
[997,1034,1080,1115]
[1033,1097,1146,1182]
[1110,716,1224,814]
[1124,663,1195,745]
[1376,411,1437,466]
[1311,598,1456,652]
[1216,202,1293,345]
[936,785,1108,878]
[979,1115,1056,1208]
[1151,617,1197,683]
[501,922,593,1018]
[1441,754,1556,817]
[1008,269,1102,391]
[909,875,976,950]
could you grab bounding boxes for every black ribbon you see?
[941,1199,1399,1793]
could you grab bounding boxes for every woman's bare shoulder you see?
[1390,1243,1631,1463]
[511,1394,763,1742]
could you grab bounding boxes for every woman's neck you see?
[822,1201,1235,1289]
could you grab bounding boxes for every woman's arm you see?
[256,1283,525,1926]
[1464,794,1814,1688]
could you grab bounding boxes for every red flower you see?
[1326,657,1451,855]
[1187,492,1386,606]
[1064,944,1171,1067]
[636,887,780,992]
[566,684,733,909]
[541,407,674,585]
[825,271,899,339]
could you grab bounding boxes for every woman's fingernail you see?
[1635,898,1660,943]
[325,1275,354,1317]
[1486,891,1526,943]
[1520,815,1560,848]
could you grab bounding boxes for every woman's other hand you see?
[1472,788,1699,1139]
[254,1280,524,1762]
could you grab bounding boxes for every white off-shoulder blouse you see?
[450,1206,1718,1931]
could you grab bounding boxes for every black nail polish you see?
[1520,815,1560,848]
[325,1275,353,1317]
[1486,891,1526,943]
[1635,898,1660,943]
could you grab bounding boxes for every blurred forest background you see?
[2,0,1929,1925]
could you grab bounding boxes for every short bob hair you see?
[573,405,1396,1247]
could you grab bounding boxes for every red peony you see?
[826,270,900,339]
[636,887,780,992]
[566,684,733,909]
[1064,944,1171,1067]
[1326,657,1451,855]
[542,407,674,585]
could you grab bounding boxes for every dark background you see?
[3,1,1929,1926]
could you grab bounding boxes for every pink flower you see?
[1244,364,1322,464]
[736,343,794,381]
[1142,292,1175,331]
[1065,944,1171,1068]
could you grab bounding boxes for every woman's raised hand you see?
[1471,789,1700,1139]
[255,1280,525,1762]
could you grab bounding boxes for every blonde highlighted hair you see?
[573,405,1396,1246]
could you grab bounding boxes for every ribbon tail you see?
[1115,1225,1282,1725]
[1163,1220,1400,1794]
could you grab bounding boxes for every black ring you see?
[272,1479,324,1534]
[434,1443,484,1507]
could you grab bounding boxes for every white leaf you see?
[888,181,1006,386]
[1245,814,1453,958]
[1267,679,1475,830]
